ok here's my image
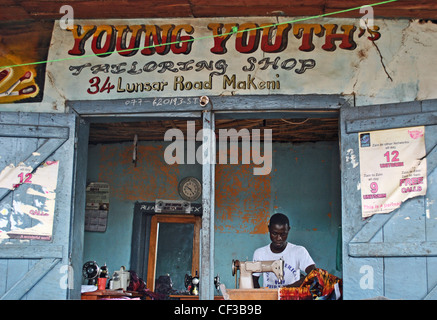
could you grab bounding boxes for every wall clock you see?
[178,176,202,201]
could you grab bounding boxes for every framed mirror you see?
[146,214,201,292]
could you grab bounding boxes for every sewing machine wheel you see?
[82,261,100,280]
[231,259,239,276]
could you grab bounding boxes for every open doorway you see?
[82,118,203,294]
[212,114,342,289]
[80,112,341,294]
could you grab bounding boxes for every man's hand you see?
[284,264,316,288]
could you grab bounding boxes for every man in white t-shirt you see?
[252,213,315,288]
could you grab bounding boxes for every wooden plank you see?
[191,0,325,6]
[350,212,395,243]
[0,124,69,139]
[339,104,384,299]
[0,6,30,21]
[192,6,325,17]
[425,144,437,174]
[19,0,192,19]
[384,257,427,299]
[349,242,437,257]
[68,119,89,299]
[2,0,437,22]
[346,112,437,133]
[0,260,7,296]
[422,99,437,112]
[146,214,159,292]
[69,98,211,115]
[0,258,60,300]
[225,288,278,300]
[68,94,350,116]
[0,245,63,259]
[425,257,437,300]
[199,109,215,300]
[5,259,29,296]
[424,284,437,300]
[192,217,201,277]
[212,94,351,111]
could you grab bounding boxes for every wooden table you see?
[81,289,142,300]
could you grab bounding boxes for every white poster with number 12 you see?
[358,126,427,218]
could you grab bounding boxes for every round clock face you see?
[179,177,202,201]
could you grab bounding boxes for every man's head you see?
[268,213,290,253]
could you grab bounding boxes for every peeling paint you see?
[97,144,180,201]
[215,160,271,234]
[426,198,435,219]
[346,148,359,168]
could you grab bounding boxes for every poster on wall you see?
[358,126,427,218]
[85,182,110,232]
[0,161,59,240]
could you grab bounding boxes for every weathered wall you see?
[84,140,341,289]
[1,18,437,112]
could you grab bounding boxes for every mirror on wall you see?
[146,214,201,292]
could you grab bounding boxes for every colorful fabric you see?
[279,268,342,300]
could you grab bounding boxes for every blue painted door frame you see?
[68,94,348,300]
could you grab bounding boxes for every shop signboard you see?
[45,17,388,102]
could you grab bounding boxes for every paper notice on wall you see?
[0,161,59,240]
[358,126,427,218]
[85,182,109,232]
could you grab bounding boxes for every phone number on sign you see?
[124,97,200,106]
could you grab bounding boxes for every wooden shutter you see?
[0,112,77,300]
[340,99,437,300]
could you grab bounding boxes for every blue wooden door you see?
[340,99,437,299]
[0,112,78,300]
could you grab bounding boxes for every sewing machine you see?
[232,259,284,289]
[110,266,130,291]
[184,272,200,295]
